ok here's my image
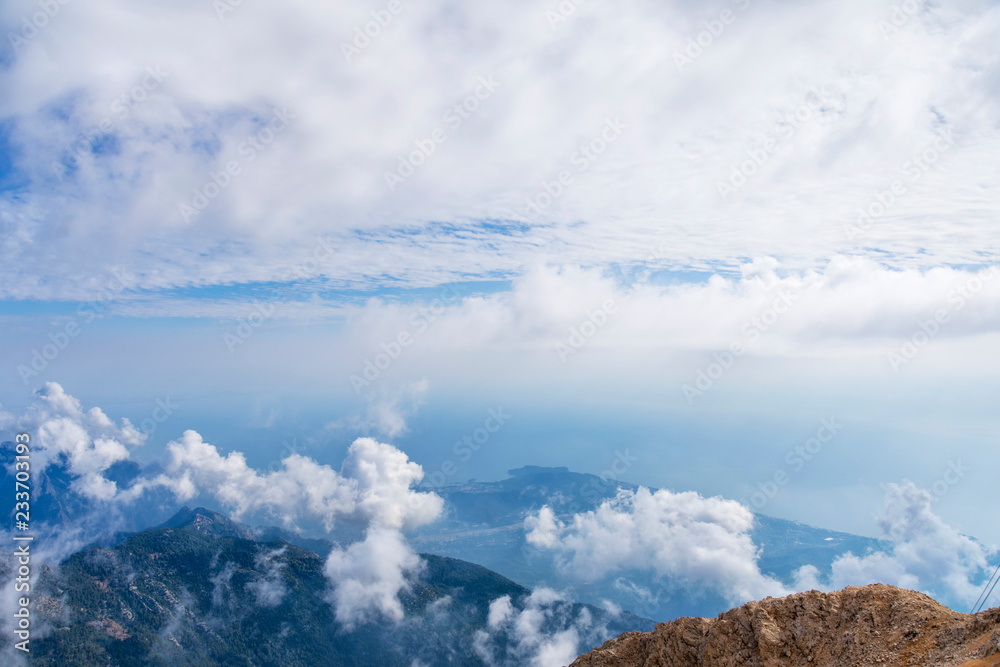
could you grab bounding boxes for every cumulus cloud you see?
[526,487,789,605]
[1,384,443,628]
[15,382,145,500]
[137,431,442,532]
[324,527,425,628]
[474,588,609,667]
[137,430,443,625]
[793,482,992,609]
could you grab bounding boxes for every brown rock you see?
[571,584,1000,667]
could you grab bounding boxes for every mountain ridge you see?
[21,504,653,666]
[571,583,1000,667]
[414,465,884,620]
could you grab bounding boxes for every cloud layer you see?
[1,0,999,299]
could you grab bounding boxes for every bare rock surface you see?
[571,584,1000,667]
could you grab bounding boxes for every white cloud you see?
[475,588,607,667]
[487,595,515,630]
[139,431,442,532]
[324,526,425,628]
[209,562,236,609]
[147,259,999,370]
[3,384,444,627]
[141,430,443,624]
[793,482,992,609]
[16,382,145,500]
[0,406,13,431]
[526,487,789,605]
[324,259,1000,372]
[1,0,998,299]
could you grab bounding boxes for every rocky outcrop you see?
[572,584,1000,667]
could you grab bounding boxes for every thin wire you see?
[971,564,999,613]
[972,562,1000,614]
[976,571,1000,614]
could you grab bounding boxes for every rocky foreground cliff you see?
[572,584,1000,667]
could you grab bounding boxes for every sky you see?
[1,0,999,554]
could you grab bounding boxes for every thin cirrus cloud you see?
[0,0,997,301]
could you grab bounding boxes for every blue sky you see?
[1,0,999,553]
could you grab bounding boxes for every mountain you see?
[3,444,905,625]
[0,440,179,541]
[571,584,1000,666]
[412,466,883,620]
[23,507,653,666]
